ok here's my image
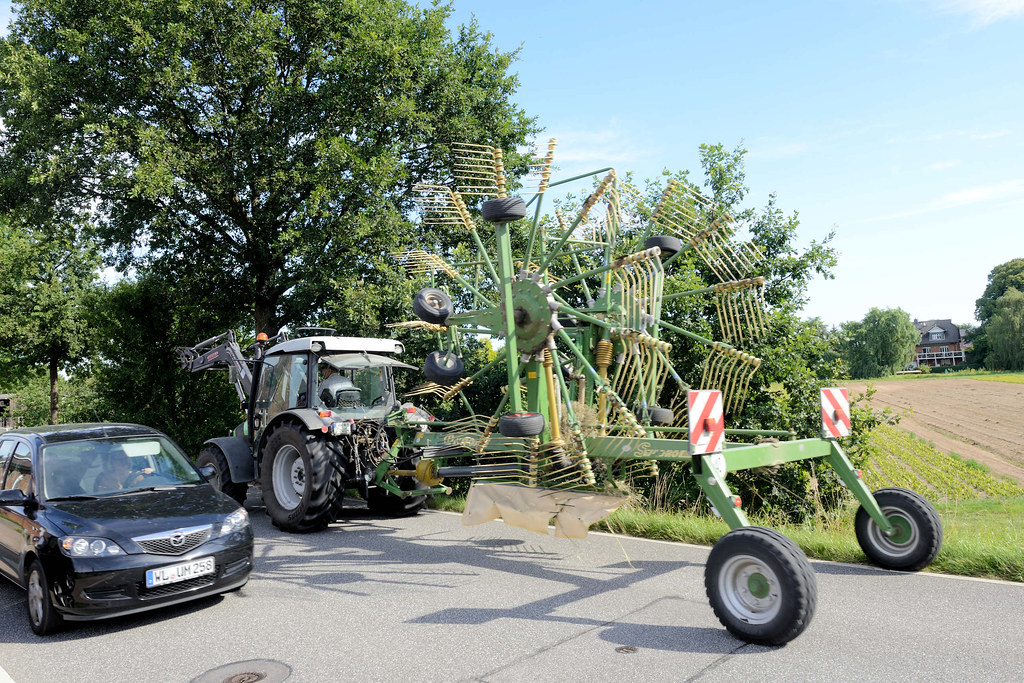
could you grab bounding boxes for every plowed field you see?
[848,378,1024,485]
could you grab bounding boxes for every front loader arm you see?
[175,330,255,402]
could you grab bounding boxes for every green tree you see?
[973,259,1024,367]
[0,219,98,423]
[841,307,919,379]
[985,287,1024,371]
[0,0,537,335]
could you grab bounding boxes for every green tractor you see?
[178,328,442,532]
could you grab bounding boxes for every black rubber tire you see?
[498,412,546,437]
[644,235,683,258]
[413,288,454,325]
[26,559,63,636]
[481,197,527,223]
[367,450,429,517]
[197,446,248,505]
[643,406,675,425]
[260,423,342,533]
[855,487,942,571]
[705,526,817,646]
[423,351,465,386]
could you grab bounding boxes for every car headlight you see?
[60,537,126,557]
[216,507,249,537]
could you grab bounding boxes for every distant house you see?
[912,319,967,368]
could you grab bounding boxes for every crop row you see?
[861,425,1024,500]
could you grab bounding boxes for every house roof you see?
[914,319,961,344]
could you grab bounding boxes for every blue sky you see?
[2,0,1021,328]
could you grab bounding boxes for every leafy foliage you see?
[840,307,919,379]
[0,0,537,334]
[972,259,1024,365]
[985,287,1024,371]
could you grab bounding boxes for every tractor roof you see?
[266,336,405,356]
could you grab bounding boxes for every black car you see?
[0,423,254,635]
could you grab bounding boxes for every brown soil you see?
[847,378,1024,485]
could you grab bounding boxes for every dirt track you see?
[848,378,1024,485]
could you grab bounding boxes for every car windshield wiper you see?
[46,494,101,501]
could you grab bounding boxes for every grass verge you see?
[429,494,1024,583]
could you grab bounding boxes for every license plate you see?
[145,557,215,588]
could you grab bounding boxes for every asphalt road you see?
[1,498,1022,682]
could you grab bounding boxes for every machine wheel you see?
[197,446,248,505]
[26,559,63,636]
[644,235,683,258]
[498,412,546,437]
[481,197,527,223]
[413,288,454,325]
[642,406,675,425]
[260,423,341,533]
[423,351,465,386]
[367,451,429,517]
[855,487,942,571]
[705,526,817,646]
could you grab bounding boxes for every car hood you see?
[44,485,241,545]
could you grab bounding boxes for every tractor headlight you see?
[329,421,352,436]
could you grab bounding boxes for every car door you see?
[0,438,34,581]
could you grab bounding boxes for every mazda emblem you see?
[169,532,186,547]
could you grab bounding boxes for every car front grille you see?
[133,525,212,555]
[137,573,217,600]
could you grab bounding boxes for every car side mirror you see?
[0,489,28,505]
[198,465,217,481]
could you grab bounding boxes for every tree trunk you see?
[49,356,59,425]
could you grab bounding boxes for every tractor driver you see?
[318,363,362,409]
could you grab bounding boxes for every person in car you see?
[94,452,154,491]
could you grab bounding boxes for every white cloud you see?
[866,178,1024,221]
[927,0,1024,26]
[927,160,961,170]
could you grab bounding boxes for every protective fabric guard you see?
[462,482,625,539]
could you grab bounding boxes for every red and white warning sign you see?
[821,387,851,438]
[687,390,725,455]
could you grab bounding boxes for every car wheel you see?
[260,423,343,533]
[705,527,817,646]
[26,560,63,636]
[855,488,942,571]
[197,446,248,504]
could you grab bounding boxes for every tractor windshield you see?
[316,355,402,418]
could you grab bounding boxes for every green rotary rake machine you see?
[383,140,942,645]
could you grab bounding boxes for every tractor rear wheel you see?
[367,451,428,517]
[855,487,942,571]
[197,446,248,505]
[260,423,342,533]
[705,526,817,646]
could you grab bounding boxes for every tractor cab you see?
[251,335,413,441]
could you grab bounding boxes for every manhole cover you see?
[193,659,291,683]
[615,646,638,654]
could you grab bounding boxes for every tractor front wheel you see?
[260,424,342,533]
[197,446,248,505]
[855,487,942,571]
[705,526,817,646]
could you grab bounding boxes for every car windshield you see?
[41,436,201,499]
